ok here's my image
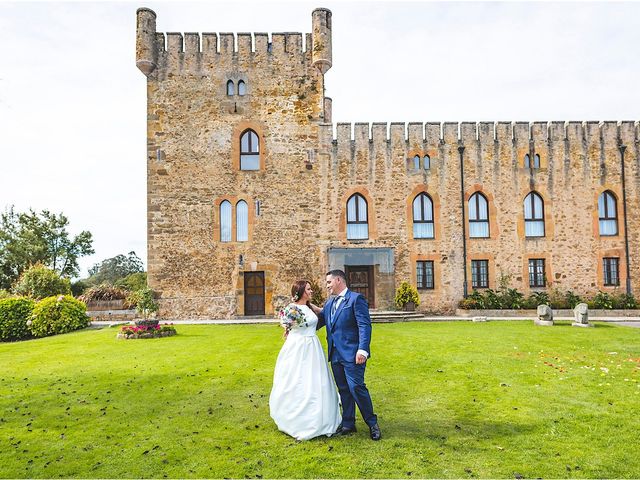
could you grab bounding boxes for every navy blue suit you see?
[317,290,377,429]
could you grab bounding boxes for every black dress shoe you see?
[335,425,357,435]
[369,423,381,441]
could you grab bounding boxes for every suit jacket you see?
[317,289,372,362]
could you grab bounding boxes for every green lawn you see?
[1,321,638,479]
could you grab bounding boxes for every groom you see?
[317,269,381,441]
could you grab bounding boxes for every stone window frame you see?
[411,192,435,239]
[213,195,255,243]
[411,253,442,292]
[468,191,490,239]
[523,254,552,290]
[470,259,489,289]
[338,187,377,242]
[523,191,545,238]
[226,79,235,96]
[231,121,267,171]
[346,193,369,240]
[467,254,495,292]
[598,190,619,236]
[528,258,546,288]
[407,149,434,171]
[406,185,441,241]
[602,257,620,287]
[416,260,435,290]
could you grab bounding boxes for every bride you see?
[269,280,341,440]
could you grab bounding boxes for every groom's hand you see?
[355,353,367,364]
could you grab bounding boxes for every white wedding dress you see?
[269,304,341,440]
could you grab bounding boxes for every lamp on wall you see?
[239,254,244,268]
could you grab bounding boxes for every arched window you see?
[226,80,235,96]
[412,193,434,239]
[524,154,530,168]
[423,155,430,170]
[598,190,618,236]
[240,129,260,170]
[238,80,246,96]
[413,155,420,170]
[469,192,489,238]
[346,194,368,240]
[236,200,248,242]
[220,200,232,242]
[524,192,545,237]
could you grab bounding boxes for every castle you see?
[136,7,640,319]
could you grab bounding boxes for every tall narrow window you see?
[603,257,620,286]
[413,155,420,170]
[524,154,531,168]
[238,80,246,96]
[417,261,434,289]
[346,194,368,240]
[533,154,541,168]
[226,80,235,96]
[598,190,618,236]
[528,258,546,287]
[220,201,232,242]
[524,192,545,237]
[236,200,248,242]
[240,129,260,170]
[471,260,489,289]
[423,155,430,170]
[469,192,489,238]
[412,193,434,239]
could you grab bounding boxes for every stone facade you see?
[136,7,640,319]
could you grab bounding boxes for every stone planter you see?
[403,301,416,312]
[117,330,176,340]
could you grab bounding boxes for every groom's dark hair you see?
[326,269,347,282]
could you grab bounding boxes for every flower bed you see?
[117,322,176,339]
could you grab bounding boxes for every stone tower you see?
[136,7,335,318]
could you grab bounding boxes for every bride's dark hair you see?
[291,280,310,305]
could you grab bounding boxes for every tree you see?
[0,207,94,290]
[87,251,144,285]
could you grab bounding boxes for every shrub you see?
[564,291,583,309]
[12,264,71,300]
[501,288,525,309]
[29,295,90,338]
[524,291,550,309]
[483,289,502,309]
[0,297,35,341]
[394,281,420,309]
[114,272,147,292]
[78,284,128,303]
[613,292,637,309]
[0,289,12,299]
[135,287,159,319]
[592,291,613,310]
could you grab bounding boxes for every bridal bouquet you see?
[278,304,308,334]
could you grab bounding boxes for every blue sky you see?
[1,1,638,277]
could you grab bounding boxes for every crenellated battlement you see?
[154,31,311,55]
[136,7,332,77]
[319,121,640,147]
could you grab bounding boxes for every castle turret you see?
[312,8,332,74]
[136,8,157,76]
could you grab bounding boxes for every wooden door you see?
[345,265,374,308]
[244,272,265,315]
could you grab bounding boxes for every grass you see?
[0,321,639,479]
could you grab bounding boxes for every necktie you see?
[331,296,342,317]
